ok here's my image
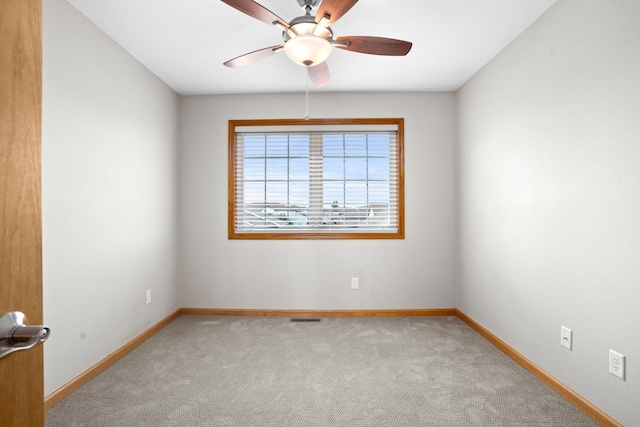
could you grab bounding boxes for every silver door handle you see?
[0,311,50,359]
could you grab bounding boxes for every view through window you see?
[229,119,404,239]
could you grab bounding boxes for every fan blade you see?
[223,45,284,68]
[315,0,358,26]
[308,62,330,87]
[335,36,412,56]
[221,0,289,28]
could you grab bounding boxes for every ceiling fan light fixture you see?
[315,15,330,32]
[284,35,332,67]
[221,0,413,86]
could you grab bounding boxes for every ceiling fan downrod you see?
[297,0,319,14]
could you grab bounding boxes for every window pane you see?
[344,157,367,180]
[266,135,288,157]
[266,158,287,180]
[368,181,390,203]
[345,134,366,156]
[323,135,343,156]
[289,135,309,157]
[323,181,343,208]
[288,181,309,207]
[368,135,389,157]
[345,181,367,207]
[266,181,287,205]
[244,135,265,157]
[368,157,389,180]
[323,157,343,180]
[289,158,309,180]
[243,181,265,204]
[244,158,265,180]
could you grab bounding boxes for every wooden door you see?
[0,1,44,426]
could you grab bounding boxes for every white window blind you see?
[229,119,403,239]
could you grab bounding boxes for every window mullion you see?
[287,134,290,216]
[309,133,323,228]
[342,135,346,219]
[366,134,370,220]
[263,135,267,221]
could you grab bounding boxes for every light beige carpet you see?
[46,316,598,426]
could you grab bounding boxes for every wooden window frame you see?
[228,118,405,240]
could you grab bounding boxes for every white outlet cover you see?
[609,349,625,380]
[560,326,572,350]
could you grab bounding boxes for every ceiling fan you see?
[221,0,413,87]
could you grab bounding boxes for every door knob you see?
[0,311,50,359]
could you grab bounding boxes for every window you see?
[229,119,404,239]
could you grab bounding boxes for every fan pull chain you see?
[304,81,310,120]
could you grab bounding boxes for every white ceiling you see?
[65,0,558,95]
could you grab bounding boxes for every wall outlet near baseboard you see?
[145,290,152,305]
[609,349,625,380]
[560,326,572,350]
[351,278,359,289]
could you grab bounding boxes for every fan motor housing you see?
[283,15,333,43]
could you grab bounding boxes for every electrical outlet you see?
[145,290,152,305]
[351,278,359,290]
[609,349,625,380]
[560,326,572,350]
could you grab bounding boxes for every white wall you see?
[456,0,640,425]
[42,0,180,396]
[179,93,456,309]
